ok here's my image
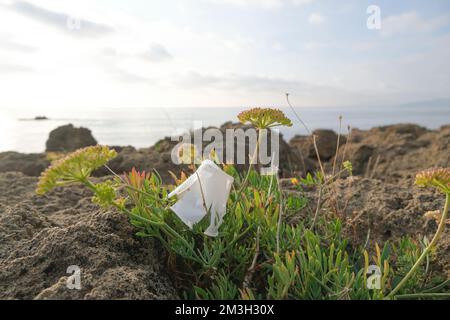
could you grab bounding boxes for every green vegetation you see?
[36,109,449,300]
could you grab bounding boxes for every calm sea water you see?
[0,105,449,153]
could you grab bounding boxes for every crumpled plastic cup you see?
[168,159,234,237]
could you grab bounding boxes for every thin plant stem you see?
[327,115,344,217]
[243,226,260,290]
[310,185,323,230]
[264,172,275,207]
[286,94,328,223]
[386,193,450,299]
[286,93,325,179]
[103,164,159,200]
[196,171,209,214]
[104,163,123,180]
[370,155,381,179]
[312,134,325,179]
[332,115,342,177]
[286,93,311,135]
[232,129,263,212]
[365,156,372,178]
[338,126,352,180]
[276,173,283,254]
[238,129,262,193]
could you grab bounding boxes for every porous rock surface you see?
[0,172,178,300]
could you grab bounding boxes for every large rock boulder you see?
[311,129,341,161]
[334,124,447,181]
[289,123,449,181]
[290,129,344,162]
[0,152,50,176]
[46,124,97,152]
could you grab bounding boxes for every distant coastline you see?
[0,121,449,182]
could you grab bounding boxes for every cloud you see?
[0,63,32,73]
[304,41,328,50]
[177,71,330,92]
[292,0,315,5]
[308,13,325,25]
[103,43,173,63]
[173,71,387,106]
[211,0,282,8]
[0,37,36,53]
[208,0,314,9]
[9,0,114,38]
[107,66,152,84]
[381,12,450,37]
[139,44,173,62]
[1,0,448,109]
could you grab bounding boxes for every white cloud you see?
[0,62,32,73]
[139,44,173,62]
[381,11,450,37]
[0,1,449,109]
[9,0,114,38]
[208,0,314,9]
[209,0,282,8]
[172,71,368,106]
[0,36,37,53]
[292,0,315,5]
[308,13,325,25]
[329,32,450,105]
[304,41,327,50]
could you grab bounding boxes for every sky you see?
[1,0,450,111]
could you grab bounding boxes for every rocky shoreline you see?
[1,122,449,182]
[0,122,449,299]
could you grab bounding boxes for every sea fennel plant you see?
[36,109,448,300]
[385,168,450,299]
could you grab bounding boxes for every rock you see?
[95,123,305,182]
[375,123,428,138]
[0,172,178,300]
[0,123,448,182]
[290,129,345,162]
[217,122,304,176]
[335,124,449,181]
[295,123,450,182]
[0,152,50,176]
[311,129,341,161]
[338,143,375,175]
[93,146,183,183]
[46,124,97,152]
[34,116,48,121]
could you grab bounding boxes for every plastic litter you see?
[168,160,234,237]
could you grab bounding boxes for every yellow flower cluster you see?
[415,167,450,193]
[238,107,293,129]
[37,145,117,194]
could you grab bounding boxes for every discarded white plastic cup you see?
[168,160,234,237]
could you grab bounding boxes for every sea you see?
[0,105,449,153]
